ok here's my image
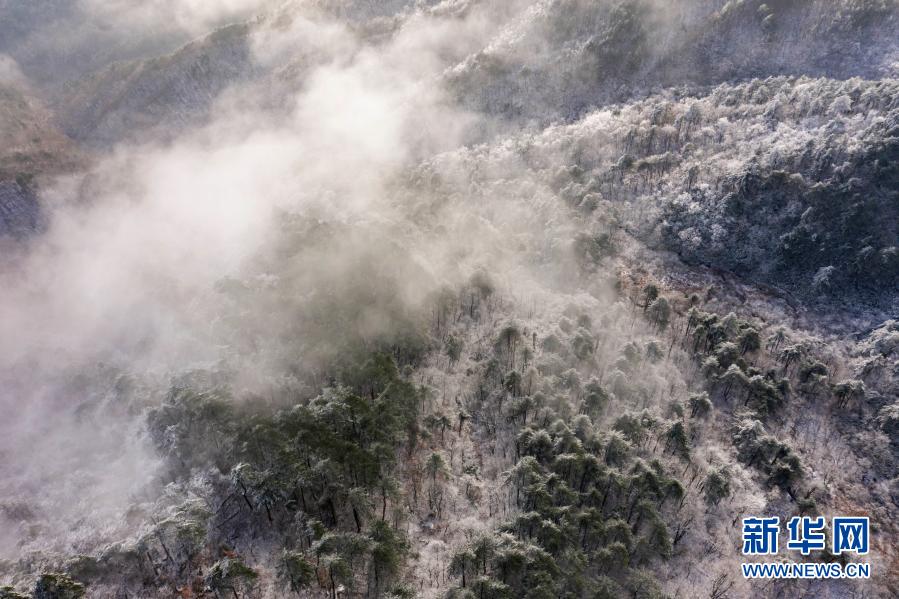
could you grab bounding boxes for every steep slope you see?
[0,1,897,598]
[0,0,276,89]
[515,76,899,314]
[48,0,434,148]
[0,84,82,237]
[445,0,899,123]
[52,23,259,148]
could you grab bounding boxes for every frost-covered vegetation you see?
[0,1,898,598]
[457,75,899,310]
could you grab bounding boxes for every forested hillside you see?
[0,1,897,598]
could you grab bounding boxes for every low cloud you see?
[0,1,538,561]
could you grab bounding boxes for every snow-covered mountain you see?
[0,1,897,598]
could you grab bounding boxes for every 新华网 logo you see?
[740,515,871,579]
